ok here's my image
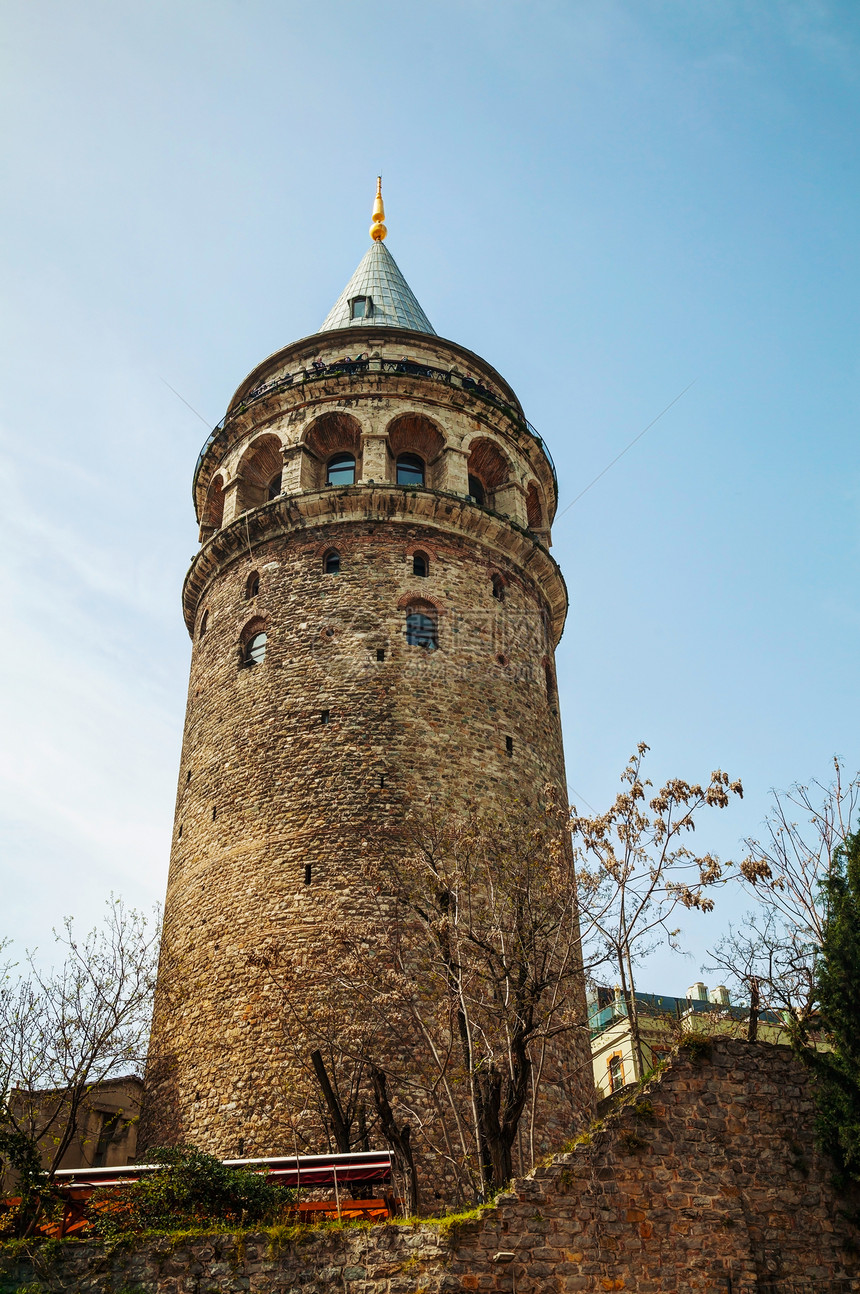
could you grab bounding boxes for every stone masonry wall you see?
[140,507,593,1198]
[7,1042,858,1293]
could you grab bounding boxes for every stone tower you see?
[140,184,592,1179]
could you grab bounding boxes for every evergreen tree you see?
[809,829,860,1183]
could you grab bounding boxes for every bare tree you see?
[0,898,160,1235]
[571,744,743,1077]
[251,793,592,1206]
[706,760,860,1043]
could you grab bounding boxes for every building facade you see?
[2,1076,142,1191]
[140,186,593,1191]
[588,981,811,1100]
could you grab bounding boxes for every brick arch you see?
[236,435,283,514]
[386,413,446,487]
[303,412,363,489]
[239,614,268,647]
[526,480,545,530]
[405,540,439,560]
[313,537,353,558]
[467,437,511,493]
[304,411,362,460]
[202,474,225,531]
[396,592,445,613]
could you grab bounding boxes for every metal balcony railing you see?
[192,356,556,502]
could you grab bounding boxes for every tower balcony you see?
[193,355,557,506]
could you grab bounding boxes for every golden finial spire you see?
[370,176,387,242]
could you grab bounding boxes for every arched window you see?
[412,551,429,577]
[327,453,356,487]
[244,631,267,666]
[491,574,505,602]
[267,471,283,500]
[245,571,260,599]
[396,453,425,487]
[405,610,437,650]
[468,474,486,506]
[198,610,208,638]
[324,549,341,575]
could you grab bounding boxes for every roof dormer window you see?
[350,296,372,320]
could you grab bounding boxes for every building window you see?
[244,632,267,666]
[608,1053,625,1093]
[396,453,425,487]
[406,611,437,650]
[468,474,485,505]
[412,551,429,577]
[327,453,356,487]
[544,661,556,702]
[505,735,514,757]
[304,863,312,884]
[245,571,260,599]
[491,574,505,601]
[324,549,341,575]
[267,471,282,500]
[350,296,372,319]
[198,610,208,637]
[376,648,385,661]
[320,710,330,725]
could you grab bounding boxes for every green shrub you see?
[86,1146,295,1239]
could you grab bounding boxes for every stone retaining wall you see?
[3,1040,858,1293]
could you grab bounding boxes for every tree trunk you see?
[475,1044,532,1196]
[310,1050,351,1153]
[618,952,644,1081]
[747,977,760,1042]
[370,1066,419,1217]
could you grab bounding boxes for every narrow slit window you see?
[212,806,217,820]
[320,710,330,725]
[376,648,385,661]
[178,824,183,839]
[304,863,312,885]
[505,736,514,757]
[492,575,505,601]
[199,610,208,637]
[379,774,386,787]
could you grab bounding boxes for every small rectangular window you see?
[350,296,371,319]
[321,710,330,725]
[505,736,514,757]
[304,863,312,885]
[376,648,385,661]
[379,774,386,787]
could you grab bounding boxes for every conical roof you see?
[319,240,435,335]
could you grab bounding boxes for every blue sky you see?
[1,0,858,988]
